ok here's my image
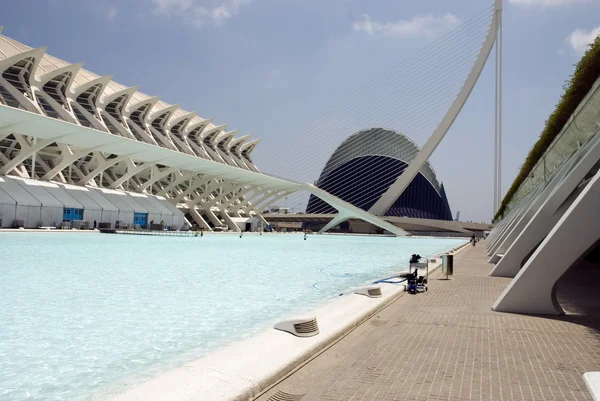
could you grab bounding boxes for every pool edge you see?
[107,241,470,401]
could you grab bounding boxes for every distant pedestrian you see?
[93,220,97,229]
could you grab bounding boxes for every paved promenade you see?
[257,242,600,401]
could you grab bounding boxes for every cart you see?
[406,257,429,294]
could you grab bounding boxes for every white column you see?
[185,204,212,231]
[204,208,222,227]
[487,185,545,260]
[492,167,600,315]
[487,193,535,255]
[219,209,241,232]
[488,151,579,263]
[491,134,600,277]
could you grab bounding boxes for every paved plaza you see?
[257,242,600,401]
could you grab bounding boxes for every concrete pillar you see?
[488,153,579,263]
[491,134,600,277]
[218,209,241,232]
[186,205,212,231]
[204,208,222,227]
[487,198,532,256]
[493,167,600,315]
[488,185,547,261]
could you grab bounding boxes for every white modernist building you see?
[0,28,406,234]
[487,75,600,315]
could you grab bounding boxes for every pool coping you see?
[107,240,471,401]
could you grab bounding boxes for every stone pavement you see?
[256,241,600,401]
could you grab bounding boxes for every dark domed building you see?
[306,128,452,220]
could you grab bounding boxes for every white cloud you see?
[153,0,194,14]
[152,0,251,27]
[353,13,461,38]
[509,0,590,7]
[107,6,118,21]
[568,25,600,53]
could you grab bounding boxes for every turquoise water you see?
[0,232,466,400]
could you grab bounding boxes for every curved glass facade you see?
[306,129,453,220]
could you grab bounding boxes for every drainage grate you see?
[354,285,382,298]
[266,390,305,401]
[293,319,319,334]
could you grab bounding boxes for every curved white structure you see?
[369,0,503,216]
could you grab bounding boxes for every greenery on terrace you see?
[495,35,600,221]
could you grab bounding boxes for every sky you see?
[2,0,599,223]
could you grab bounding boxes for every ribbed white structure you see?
[0,28,406,235]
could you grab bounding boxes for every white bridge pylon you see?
[369,0,502,216]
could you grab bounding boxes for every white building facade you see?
[0,28,406,235]
[487,76,600,315]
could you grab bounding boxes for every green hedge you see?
[495,35,600,221]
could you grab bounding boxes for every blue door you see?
[133,212,148,228]
[63,208,84,221]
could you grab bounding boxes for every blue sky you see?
[2,0,600,222]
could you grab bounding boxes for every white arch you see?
[166,110,196,131]
[99,84,139,107]
[369,0,502,216]
[228,135,253,170]
[69,74,113,132]
[185,117,212,137]
[185,118,213,159]
[200,124,228,163]
[70,74,113,98]
[98,85,139,140]
[215,129,239,167]
[124,95,161,146]
[239,139,261,172]
[148,103,179,124]
[147,103,180,151]
[166,111,199,156]
[33,62,83,123]
[0,47,47,113]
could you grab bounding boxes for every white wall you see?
[0,176,186,230]
[0,184,16,228]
